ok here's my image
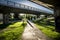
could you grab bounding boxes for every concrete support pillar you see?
[30,17,32,20]
[14,13,19,20]
[37,14,40,18]
[3,13,9,24]
[54,6,60,32]
[35,16,37,20]
[45,15,48,18]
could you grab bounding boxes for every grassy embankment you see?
[0,21,27,40]
[33,20,60,40]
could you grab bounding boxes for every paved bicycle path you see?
[22,21,52,40]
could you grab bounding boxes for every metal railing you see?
[0,0,40,12]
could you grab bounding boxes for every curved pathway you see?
[22,21,52,40]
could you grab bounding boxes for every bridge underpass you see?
[0,0,59,40]
[0,0,53,25]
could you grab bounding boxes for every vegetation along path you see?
[22,21,52,40]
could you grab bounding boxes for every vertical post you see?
[54,6,60,32]
[3,13,9,24]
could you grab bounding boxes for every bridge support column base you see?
[3,13,9,24]
[54,6,60,32]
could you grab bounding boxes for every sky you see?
[8,0,53,14]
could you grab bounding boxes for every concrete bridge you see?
[0,0,53,24]
[0,0,53,14]
[0,0,60,33]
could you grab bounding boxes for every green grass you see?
[34,22,60,40]
[0,22,27,40]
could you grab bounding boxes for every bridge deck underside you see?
[0,5,39,14]
[0,5,52,15]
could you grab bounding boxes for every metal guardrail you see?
[0,0,40,12]
[27,20,34,28]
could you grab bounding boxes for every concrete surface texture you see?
[22,22,52,40]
